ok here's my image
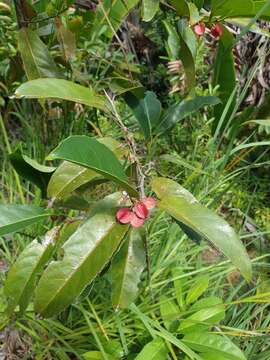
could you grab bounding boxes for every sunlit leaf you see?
[111,228,145,310]
[35,197,129,317]
[15,78,109,112]
[152,178,252,281]
[142,0,159,21]
[47,137,125,199]
[47,136,138,197]
[135,338,168,360]
[183,332,246,360]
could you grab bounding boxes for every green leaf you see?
[172,267,185,310]
[92,0,140,39]
[157,195,252,281]
[155,96,220,135]
[178,18,198,59]
[18,28,62,80]
[35,198,129,317]
[168,0,189,16]
[125,91,162,139]
[47,135,138,197]
[135,338,168,360]
[179,305,225,334]
[182,332,246,360]
[83,351,116,360]
[0,205,50,236]
[47,137,124,199]
[15,78,109,112]
[152,178,251,281]
[186,2,201,25]
[47,162,99,200]
[160,296,180,330]
[212,27,236,134]
[111,228,145,310]
[142,0,159,21]
[4,228,58,313]
[163,20,181,60]
[211,0,257,18]
[186,275,210,305]
[200,353,228,360]
[151,177,197,202]
[9,146,56,198]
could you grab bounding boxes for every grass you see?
[1,6,270,360]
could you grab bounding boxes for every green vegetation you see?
[1,0,270,359]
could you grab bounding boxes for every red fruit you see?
[133,202,148,219]
[116,208,133,224]
[211,23,223,38]
[130,214,145,228]
[141,197,157,210]
[193,22,205,36]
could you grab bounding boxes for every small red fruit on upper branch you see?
[211,23,223,38]
[193,22,206,36]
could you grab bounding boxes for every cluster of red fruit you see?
[193,22,223,38]
[116,197,156,228]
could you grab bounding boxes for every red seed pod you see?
[211,23,223,38]
[130,214,145,228]
[193,22,206,36]
[133,202,149,219]
[141,197,157,210]
[116,208,133,224]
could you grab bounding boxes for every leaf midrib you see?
[38,221,127,314]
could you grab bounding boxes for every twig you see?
[104,91,145,198]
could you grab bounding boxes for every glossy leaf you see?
[183,332,246,360]
[35,198,129,317]
[47,137,124,199]
[48,162,99,200]
[155,96,220,135]
[157,195,252,281]
[186,275,209,305]
[212,27,236,134]
[152,177,197,203]
[135,338,168,360]
[125,91,162,139]
[111,228,145,310]
[160,296,179,330]
[142,0,159,21]
[47,136,138,197]
[152,178,251,281]
[9,146,56,198]
[15,78,109,112]
[18,28,62,80]
[4,228,58,313]
[0,205,50,236]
